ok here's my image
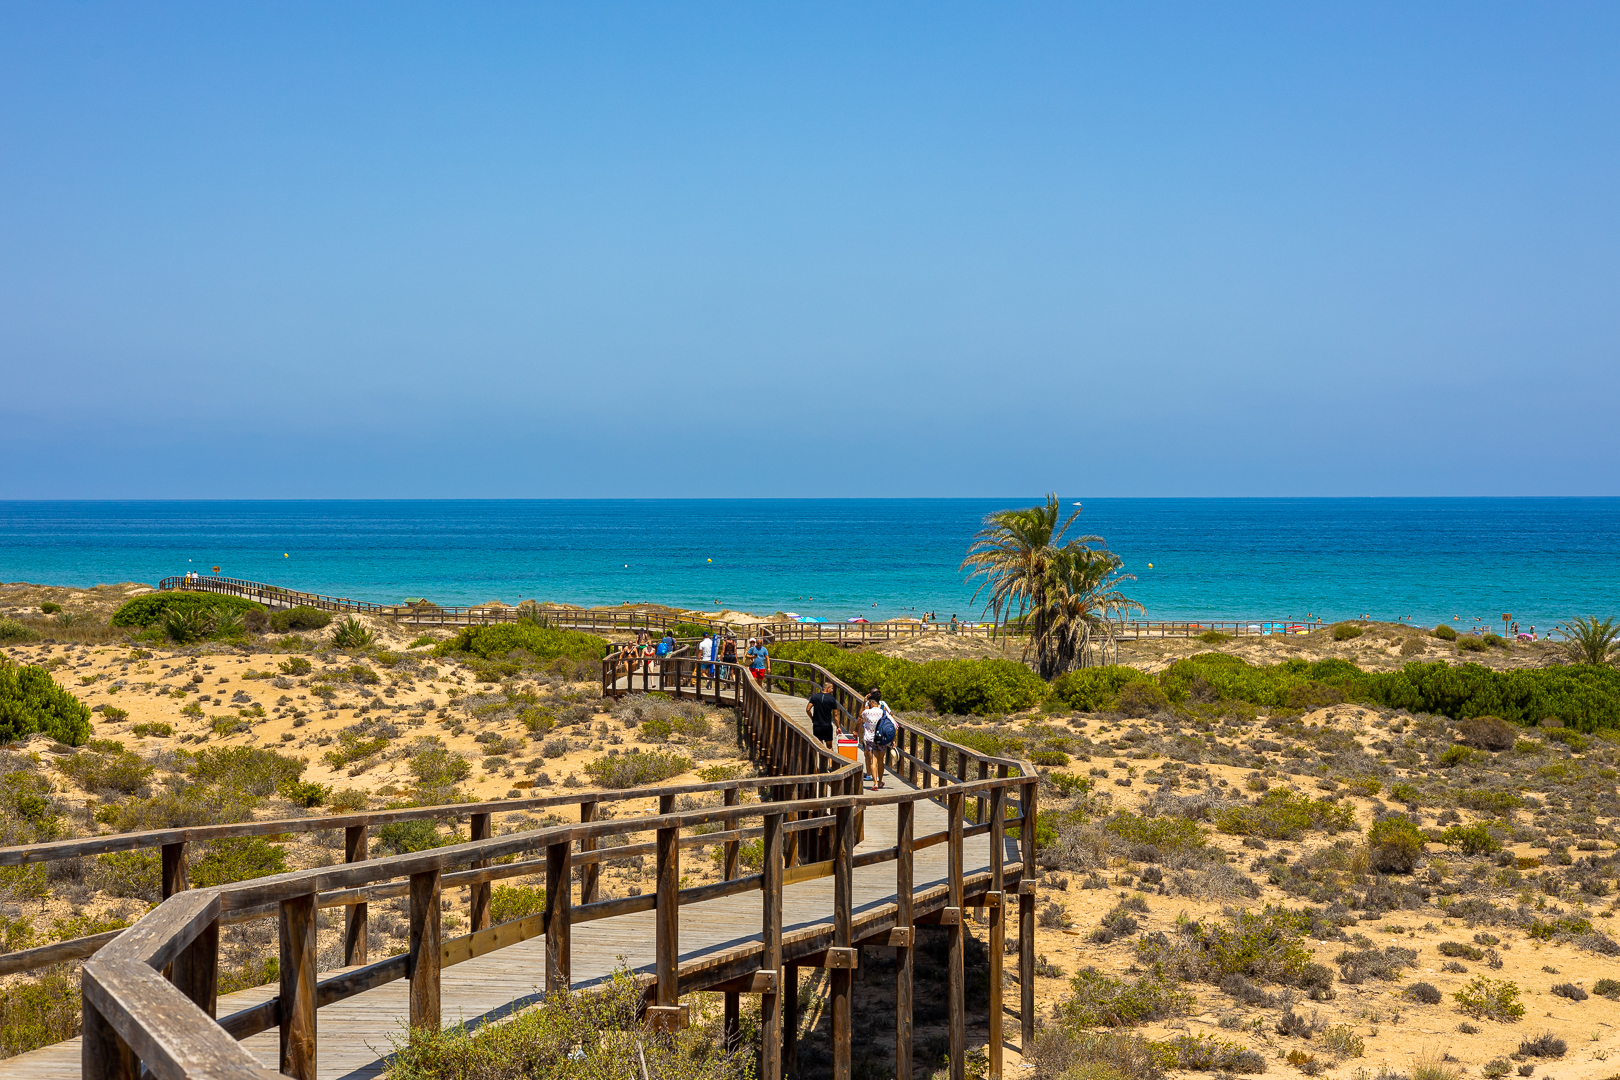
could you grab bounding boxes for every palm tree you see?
[1040,546,1143,674]
[1557,615,1620,666]
[961,494,1136,676]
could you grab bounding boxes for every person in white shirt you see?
[697,632,715,688]
[859,688,896,790]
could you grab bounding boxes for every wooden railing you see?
[8,649,1037,1080]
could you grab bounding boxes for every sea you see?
[2,499,1618,631]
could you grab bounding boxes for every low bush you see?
[1367,815,1425,873]
[375,819,450,855]
[584,750,693,789]
[1028,1027,1167,1080]
[1160,1033,1267,1073]
[1116,682,1171,718]
[187,745,304,798]
[1333,623,1363,641]
[1403,981,1442,1004]
[39,602,61,615]
[1516,1032,1566,1058]
[0,971,80,1059]
[767,640,1048,715]
[1433,624,1458,641]
[1135,905,1322,988]
[1107,812,1207,853]
[192,837,288,887]
[1458,637,1487,653]
[489,884,547,924]
[111,591,264,628]
[1439,824,1500,855]
[1438,941,1484,961]
[278,656,313,676]
[407,742,471,803]
[1055,969,1193,1028]
[1438,745,1476,767]
[1549,982,1587,1001]
[1047,666,1156,711]
[0,656,92,745]
[1592,977,1620,1000]
[1456,716,1517,751]
[130,721,173,737]
[1031,750,1070,767]
[0,618,41,644]
[1215,789,1355,840]
[328,787,369,813]
[270,606,332,632]
[383,966,751,1080]
[279,778,328,807]
[1482,632,1507,647]
[56,746,152,795]
[435,622,607,664]
[1455,976,1525,1021]
[91,850,161,900]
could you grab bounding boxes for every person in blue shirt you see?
[746,638,770,685]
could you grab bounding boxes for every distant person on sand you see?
[859,688,896,790]
[747,637,770,684]
[805,679,842,749]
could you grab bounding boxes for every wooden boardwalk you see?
[11,772,1001,1080]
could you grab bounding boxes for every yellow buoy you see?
[1148,563,1153,569]
[707,559,712,563]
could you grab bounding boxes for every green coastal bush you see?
[584,749,693,788]
[435,622,607,664]
[0,657,92,745]
[1055,968,1194,1028]
[0,971,80,1059]
[0,619,41,644]
[1215,788,1355,840]
[1367,815,1426,873]
[1433,624,1458,641]
[110,591,264,629]
[330,616,375,649]
[1047,665,1155,711]
[769,641,1048,715]
[192,837,288,888]
[489,884,547,924]
[270,606,332,632]
[1333,623,1363,641]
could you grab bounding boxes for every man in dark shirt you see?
[805,679,841,748]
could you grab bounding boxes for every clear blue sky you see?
[2,4,1616,499]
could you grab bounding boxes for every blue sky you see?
[2,4,1616,498]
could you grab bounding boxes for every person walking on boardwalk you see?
[746,637,770,685]
[859,688,897,790]
[654,629,675,679]
[696,630,715,688]
[805,679,842,749]
[719,632,738,685]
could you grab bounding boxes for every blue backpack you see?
[874,704,896,747]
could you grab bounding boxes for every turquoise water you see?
[2,499,1617,629]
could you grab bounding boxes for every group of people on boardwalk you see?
[621,628,770,688]
[806,679,897,790]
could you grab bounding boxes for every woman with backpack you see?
[859,688,897,790]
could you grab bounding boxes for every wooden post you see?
[408,870,442,1036]
[762,813,784,1080]
[279,891,318,1080]
[81,997,136,1080]
[580,800,599,904]
[1019,779,1037,1050]
[160,841,187,899]
[723,788,740,881]
[172,916,218,1019]
[724,991,740,1053]
[782,963,799,1080]
[469,812,492,933]
[344,824,368,966]
[976,759,989,839]
[895,799,914,1080]
[948,791,965,1080]
[655,823,679,1008]
[920,738,931,789]
[832,805,854,1080]
[545,840,572,992]
[907,730,918,785]
[988,786,1006,1080]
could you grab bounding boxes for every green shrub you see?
[1454,976,1524,1021]
[375,819,450,855]
[1592,977,1620,1000]
[279,778,328,807]
[1320,1025,1365,1059]
[111,591,264,628]
[1135,906,1320,987]
[328,787,369,812]
[384,966,749,1080]
[0,656,92,745]
[324,730,391,769]
[407,741,471,802]
[39,602,61,615]
[1458,636,1487,653]
[1115,682,1170,718]
[1031,750,1070,767]
[56,746,152,795]
[1333,623,1364,641]
[1047,666,1156,711]
[584,750,693,789]
[1214,788,1355,840]
[1160,1033,1267,1073]
[331,616,375,649]
[0,618,41,644]
[435,622,607,664]
[1433,624,1458,641]
[99,706,129,722]
[92,850,161,900]
[130,722,174,738]
[270,606,332,632]
[187,745,304,797]
[1367,815,1426,873]
[0,972,80,1059]
[1525,915,1592,940]
[697,763,745,783]
[1456,715,1518,750]
[1439,745,1476,767]
[712,838,766,873]
[1439,824,1500,855]
[278,656,313,676]
[490,884,547,924]
[1108,813,1206,853]
[1046,771,1093,797]
[1438,941,1485,961]
[192,837,288,887]
[767,641,1048,715]
[1198,630,1231,644]
[1389,782,1419,803]
[1482,632,1507,647]
[1054,968,1194,1028]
